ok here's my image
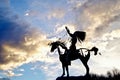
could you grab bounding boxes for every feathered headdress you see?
[74,31,86,42]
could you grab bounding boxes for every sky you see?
[0,0,120,80]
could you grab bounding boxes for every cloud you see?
[17,69,24,72]
[0,0,51,71]
[67,0,87,9]
[71,0,120,40]
[26,0,66,21]
[78,0,120,74]
[47,9,65,20]
[4,70,23,77]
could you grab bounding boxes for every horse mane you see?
[57,41,67,50]
[50,41,67,50]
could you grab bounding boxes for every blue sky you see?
[0,0,120,80]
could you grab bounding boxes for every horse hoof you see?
[61,74,65,77]
[85,73,89,76]
[67,75,69,77]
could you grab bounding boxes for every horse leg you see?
[65,65,69,77]
[61,64,65,77]
[79,54,90,76]
[83,62,89,76]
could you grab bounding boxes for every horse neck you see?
[59,43,67,50]
[57,47,62,56]
[57,43,67,56]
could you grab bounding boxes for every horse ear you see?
[48,43,51,46]
[48,42,54,46]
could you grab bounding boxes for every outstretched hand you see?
[65,26,70,33]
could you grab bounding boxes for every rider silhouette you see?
[65,26,86,53]
[65,26,86,65]
[65,27,77,53]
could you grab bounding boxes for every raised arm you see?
[65,26,73,37]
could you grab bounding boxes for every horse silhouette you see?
[50,41,99,77]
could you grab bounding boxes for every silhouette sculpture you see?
[50,41,99,77]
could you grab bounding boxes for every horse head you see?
[49,41,59,52]
[49,41,67,52]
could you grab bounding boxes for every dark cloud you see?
[0,16,28,45]
[0,0,47,70]
[0,0,50,70]
[0,1,30,64]
[0,0,30,45]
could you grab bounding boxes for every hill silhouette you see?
[56,69,120,80]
